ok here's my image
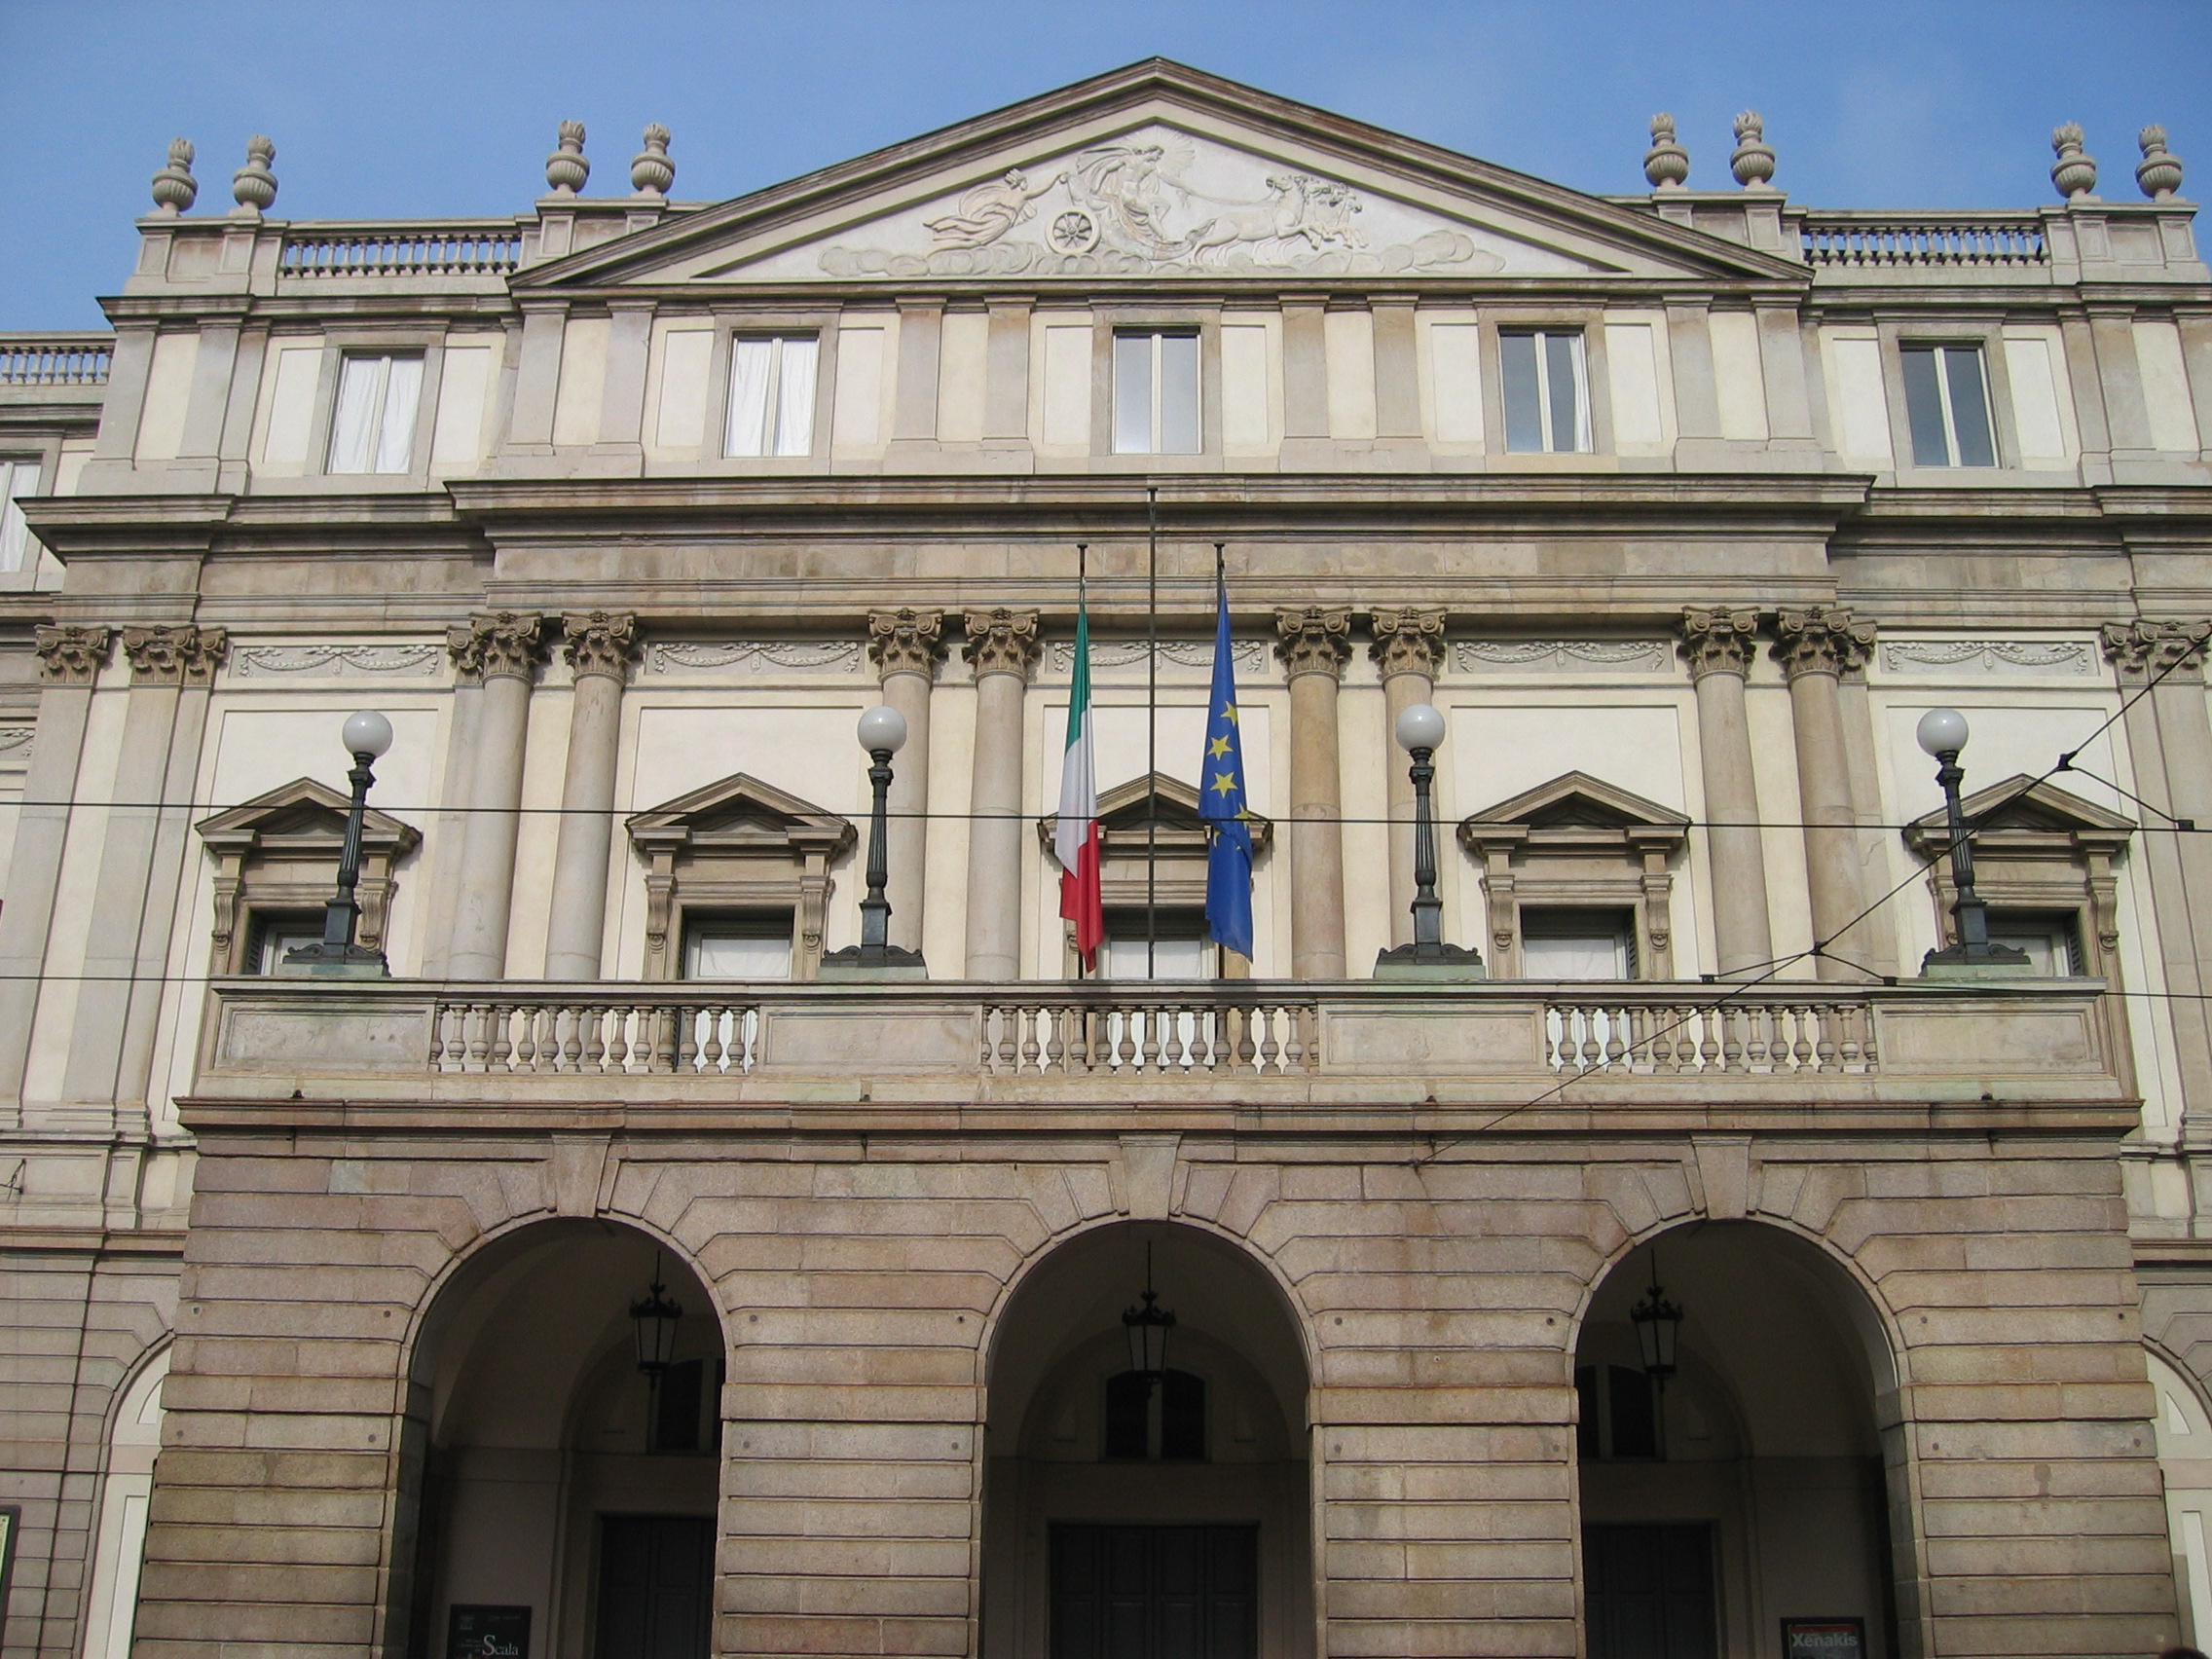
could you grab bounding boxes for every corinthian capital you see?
[962,608,1041,681]
[33,624,113,686]
[562,611,639,682]
[1368,606,1448,681]
[1274,606,1352,681]
[122,624,229,687]
[448,610,547,684]
[1678,607,1762,679]
[1772,606,1874,679]
[869,608,947,681]
[2101,618,2212,682]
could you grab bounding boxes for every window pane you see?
[1501,332,1543,453]
[1942,346,1996,466]
[0,460,36,571]
[772,337,817,457]
[726,339,774,457]
[1544,332,1582,452]
[685,927,792,979]
[1900,346,1951,466]
[328,356,385,473]
[1988,913,2081,975]
[1158,333,1200,455]
[373,355,422,473]
[1102,934,1209,980]
[1113,333,1154,454]
[256,915,329,975]
[1522,933,1624,979]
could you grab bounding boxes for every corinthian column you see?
[869,609,945,953]
[543,612,638,980]
[1276,606,1352,977]
[962,608,1040,980]
[2103,619,2212,1132]
[1679,608,1774,976]
[445,611,546,979]
[1773,607,1876,981]
[0,626,112,1120]
[1370,607,1447,947]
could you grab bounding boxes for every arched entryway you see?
[1575,1221,1909,1659]
[399,1220,723,1659]
[981,1221,1313,1659]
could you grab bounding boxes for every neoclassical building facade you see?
[2,57,2211,1659]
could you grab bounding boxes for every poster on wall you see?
[1783,1617,1865,1659]
[447,1604,531,1659]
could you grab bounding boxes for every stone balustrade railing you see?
[1800,213,2047,268]
[0,335,114,385]
[192,977,2128,1133]
[1545,991,1875,1076]
[277,223,524,279]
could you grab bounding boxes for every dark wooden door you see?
[1051,1524,1257,1659]
[595,1514,713,1659]
[1584,1523,1717,1659]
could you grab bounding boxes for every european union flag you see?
[1200,571,1254,961]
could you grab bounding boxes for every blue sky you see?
[3,0,2206,329]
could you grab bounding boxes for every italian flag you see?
[1055,603,1104,970]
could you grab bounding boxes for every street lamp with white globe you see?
[284,710,396,977]
[820,705,929,978]
[1374,702,1486,979]
[1915,708,2030,975]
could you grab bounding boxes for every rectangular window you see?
[1101,908,1213,980]
[1900,343,1997,467]
[1521,907,1637,979]
[682,913,793,980]
[0,458,40,571]
[1985,909,2083,976]
[725,335,818,458]
[1500,329,1590,453]
[250,910,329,976]
[1112,330,1200,455]
[326,352,424,474]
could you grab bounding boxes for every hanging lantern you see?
[1629,1258,1683,1389]
[1121,1244,1176,1380]
[630,1265,682,1377]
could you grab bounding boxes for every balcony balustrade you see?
[0,335,113,386]
[277,223,524,280]
[1800,212,2048,268]
[192,976,2130,1133]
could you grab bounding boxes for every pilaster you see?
[1277,607,1351,977]
[544,612,639,980]
[1679,607,1775,975]
[963,608,1041,980]
[446,611,547,979]
[1773,606,1876,981]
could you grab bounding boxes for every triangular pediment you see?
[1463,771,1691,834]
[196,778,420,858]
[627,772,854,857]
[1904,775,2135,848]
[1036,771,1272,856]
[522,60,1803,291]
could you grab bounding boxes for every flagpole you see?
[1076,540,1088,981]
[1146,483,1158,979]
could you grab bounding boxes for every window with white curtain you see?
[682,913,794,980]
[1900,343,1997,467]
[1500,329,1591,453]
[326,353,424,474]
[725,336,819,458]
[1520,907,1637,979]
[1112,331,1201,455]
[0,457,42,571]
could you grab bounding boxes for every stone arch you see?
[388,1216,726,1659]
[2149,1345,2212,1643]
[1572,1217,1919,1659]
[979,1218,1317,1659]
[79,1341,169,1659]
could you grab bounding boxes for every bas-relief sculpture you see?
[766,126,1584,280]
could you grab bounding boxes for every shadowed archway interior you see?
[981,1222,1315,1659]
[396,1220,724,1659]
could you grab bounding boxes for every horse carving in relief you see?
[1176,173,1368,264]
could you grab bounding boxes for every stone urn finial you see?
[2051,123,2098,200]
[2137,125,2185,200]
[545,120,589,196]
[631,123,675,197]
[150,137,197,215]
[231,135,277,216]
[1644,114,1689,189]
[1730,111,1776,189]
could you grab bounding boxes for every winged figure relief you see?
[923,168,1066,251]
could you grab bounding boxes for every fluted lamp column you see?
[822,706,930,980]
[1373,702,1485,980]
[1915,708,2032,978]
[284,711,395,977]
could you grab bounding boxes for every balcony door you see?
[1051,1524,1257,1659]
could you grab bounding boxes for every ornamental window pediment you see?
[194,778,421,974]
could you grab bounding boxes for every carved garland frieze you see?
[1879,640,2096,676]
[645,642,866,676]
[0,726,32,767]
[1045,639,1268,674]
[231,645,445,680]
[1453,640,1672,674]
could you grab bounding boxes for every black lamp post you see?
[1375,702,1485,977]
[1122,1243,1176,1382]
[821,705,928,977]
[1916,708,2030,973]
[1629,1257,1683,1391]
[284,710,394,977]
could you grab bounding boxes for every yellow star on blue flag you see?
[1200,571,1253,960]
